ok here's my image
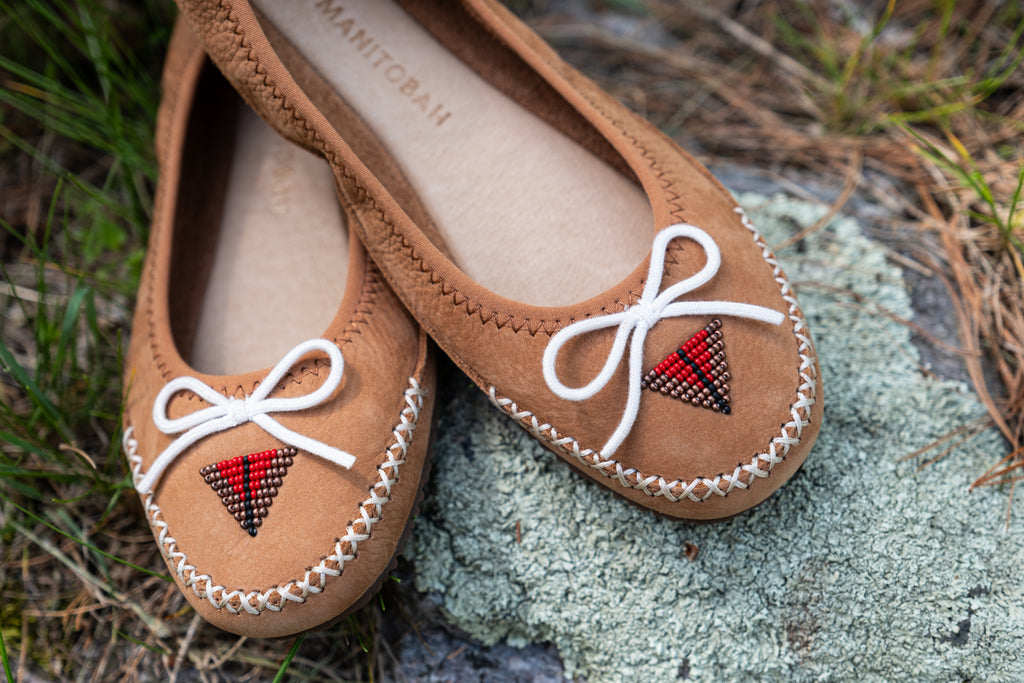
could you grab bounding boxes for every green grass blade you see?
[55,283,91,373]
[0,339,71,441]
[0,428,60,461]
[273,635,306,683]
[3,493,171,580]
[0,624,12,683]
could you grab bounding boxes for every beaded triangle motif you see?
[200,447,295,537]
[640,319,731,414]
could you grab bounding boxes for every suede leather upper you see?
[123,22,435,637]
[173,0,823,520]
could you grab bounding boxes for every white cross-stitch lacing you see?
[542,224,785,457]
[136,338,354,494]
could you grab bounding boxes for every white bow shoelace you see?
[542,223,786,457]
[136,338,354,494]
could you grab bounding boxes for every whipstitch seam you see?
[124,378,426,615]
[488,207,817,502]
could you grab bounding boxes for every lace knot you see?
[628,301,661,331]
[225,397,250,426]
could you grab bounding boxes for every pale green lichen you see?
[410,193,1017,682]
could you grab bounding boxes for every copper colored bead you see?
[268,487,278,497]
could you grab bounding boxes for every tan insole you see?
[191,104,349,376]
[252,0,652,307]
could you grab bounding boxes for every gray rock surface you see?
[406,193,1018,682]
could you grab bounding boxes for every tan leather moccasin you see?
[122,21,435,638]
[174,0,822,520]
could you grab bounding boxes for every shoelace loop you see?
[541,223,785,456]
[136,338,354,494]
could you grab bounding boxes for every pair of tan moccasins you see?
[123,0,823,638]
